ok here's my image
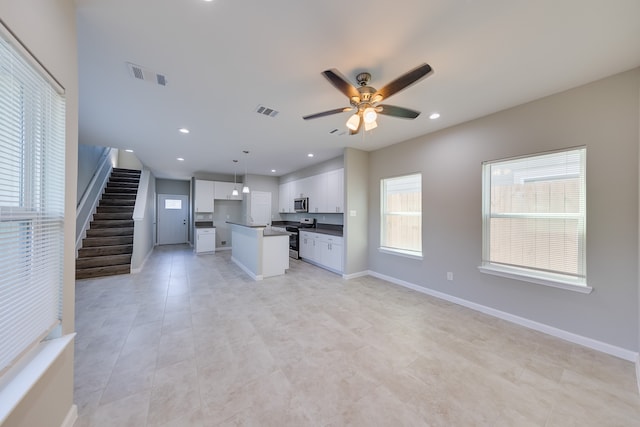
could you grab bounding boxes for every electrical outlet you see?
[447,272,453,281]
[221,241,226,245]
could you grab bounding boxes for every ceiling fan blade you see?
[322,69,360,100]
[373,63,432,102]
[377,104,421,119]
[303,107,353,120]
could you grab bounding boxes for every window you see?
[0,28,66,374]
[380,173,422,258]
[480,147,588,292]
[164,199,182,210]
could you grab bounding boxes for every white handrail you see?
[75,148,114,254]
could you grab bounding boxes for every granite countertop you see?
[226,221,268,228]
[263,229,290,237]
[311,228,343,237]
[195,221,215,228]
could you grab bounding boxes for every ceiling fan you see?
[303,63,433,135]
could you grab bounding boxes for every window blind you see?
[0,28,66,374]
[483,148,586,283]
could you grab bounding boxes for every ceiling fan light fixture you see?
[346,114,360,130]
[364,120,378,131]
[363,107,377,124]
[242,150,250,194]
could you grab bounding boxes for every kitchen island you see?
[227,222,290,280]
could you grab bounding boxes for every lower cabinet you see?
[299,231,343,273]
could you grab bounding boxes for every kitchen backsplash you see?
[279,212,343,225]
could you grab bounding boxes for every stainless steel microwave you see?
[294,197,308,213]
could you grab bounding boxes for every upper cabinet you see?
[308,173,328,213]
[194,179,214,212]
[214,181,242,200]
[279,181,293,213]
[278,168,344,214]
[326,168,344,213]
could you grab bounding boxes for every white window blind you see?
[380,173,422,256]
[0,28,66,375]
[481,148,586,286]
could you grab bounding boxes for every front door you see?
[157,194,188,245]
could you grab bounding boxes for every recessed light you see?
[178,128,190,134]
[429,113,440,120]
[307,153,314,158]
[271,169,276,173]
[125,149,133,153]
[176,157,184,161]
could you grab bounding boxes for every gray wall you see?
[368,68,640,351]
[77,144,108,204]
[279,156,344,183]
[156,178,190,196]
[0,0,78,426]
[213,200,243,249]
[344,147,369,276]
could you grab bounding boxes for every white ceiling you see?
[76,0,640,180]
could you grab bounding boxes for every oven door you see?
[285,227,299,258]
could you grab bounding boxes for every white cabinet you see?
[195,228,216,253]
[308,173,328,213]
[319,235,343,272]
[279,168,344,214]
[195,180,214,212]
[278,181,293,213]
[299,231,315,260]
[299,231,343,273]
[326,168,344,213]
[295,176,312,199]
[214,181,242,200]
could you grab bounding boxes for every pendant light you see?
[232,159,239,196]
[242,150,250,194]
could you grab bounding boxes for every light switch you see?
[350,210,356,217]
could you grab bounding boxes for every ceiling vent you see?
[329,128,347,136]
[255,104,279,118]
[127,62,167,86]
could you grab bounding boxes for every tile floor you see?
[74,244,640,426]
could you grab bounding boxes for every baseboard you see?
[368,270,638,362]
[343,270,369,280]
[215,246,232,251]
[231,256,262,281]
[636,354,640,394]
[60,404,77,427]
[130,246,154,274]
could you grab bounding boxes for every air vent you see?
[255,104,279,118]
[126,62,167,87]
[329,128,346,136]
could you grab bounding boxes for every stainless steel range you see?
[286,218,315,259]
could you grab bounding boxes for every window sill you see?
[378,247,423,260]
[0,333,75,425]
[478,264,592,294]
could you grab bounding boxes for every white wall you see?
[117,149,143,170]
[0,0,78,426]
[368,68,640,352]
[344,148,369,276]
[77,144,108,204]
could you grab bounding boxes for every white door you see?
[157,194,188,245]
[250,191,271,225]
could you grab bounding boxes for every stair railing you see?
[75,147,115,256]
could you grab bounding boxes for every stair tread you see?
[76,264,131,280]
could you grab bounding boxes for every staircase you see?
[76,168,141,280]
